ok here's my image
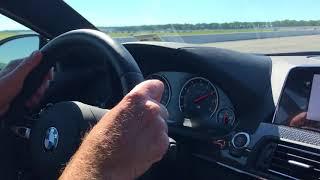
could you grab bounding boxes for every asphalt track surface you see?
[204,34,320,54]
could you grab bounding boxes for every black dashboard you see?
[123,42,275,135]
[123,42,320,180]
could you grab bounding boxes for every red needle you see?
[193,92,213,103]
[224,112,228,124]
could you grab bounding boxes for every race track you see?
[204,35,320,54]
[115,29,320,54]
[116,29,320,44]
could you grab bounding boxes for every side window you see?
[0,14,40,70]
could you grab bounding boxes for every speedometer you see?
[179,77,219,122]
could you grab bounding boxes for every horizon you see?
[1,19,320,31]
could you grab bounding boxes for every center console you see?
[274,67,320,133]
[250,67,320,179]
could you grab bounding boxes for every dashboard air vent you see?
[267,142,320,180]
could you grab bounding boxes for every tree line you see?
[101,20,320,33]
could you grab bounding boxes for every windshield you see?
[50,1,320,54]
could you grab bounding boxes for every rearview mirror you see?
[0,34,43,69]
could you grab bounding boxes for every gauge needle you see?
[193,92,213,103]
[224,112,229,124]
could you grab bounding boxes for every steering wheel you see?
[7,29,144,179]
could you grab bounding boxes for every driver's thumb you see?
[13,51,42,79]
[129,80,164,102]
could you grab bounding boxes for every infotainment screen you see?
[273,67,320,132]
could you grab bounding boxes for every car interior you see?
[0,1,320,180]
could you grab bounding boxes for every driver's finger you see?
[0,59,23,77]
[44,67,54,81]
[12,51,42,79]
[145,98,169,120]
[25,67,52,109]
[290,112,307,127]
[26,95,40,108]
[35,80,48,98]
[25,80,49,108]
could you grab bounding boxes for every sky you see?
[1,0,320,30]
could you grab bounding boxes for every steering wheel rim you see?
[8,29,144,123]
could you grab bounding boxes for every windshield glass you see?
[64,1,320,54]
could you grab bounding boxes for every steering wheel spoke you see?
[9,112,41,139]
[11,126,31,139]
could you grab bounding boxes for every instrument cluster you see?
[147,72,236,132]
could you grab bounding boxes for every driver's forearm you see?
[59,120,118,180]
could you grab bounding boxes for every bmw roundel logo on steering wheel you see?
[44,127,59,151]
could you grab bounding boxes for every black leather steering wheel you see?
[9,29,143,120]
[7,29,144,179]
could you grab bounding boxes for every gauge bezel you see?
[146,74,172,107]
[179,77,219,118]
[231,132,250,149]
[216,108,236,126]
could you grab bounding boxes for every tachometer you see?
[147,74,171,106]
[179,77,219,122]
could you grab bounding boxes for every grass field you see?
[0,32,22,40]
[0,29,273,40]
[106,29,272,38]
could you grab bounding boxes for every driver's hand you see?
[289,112,307,127]
[0,51,53,116]
[60,80,169,180]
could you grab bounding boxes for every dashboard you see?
[47,42,320,180]
[123,42,320,180]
